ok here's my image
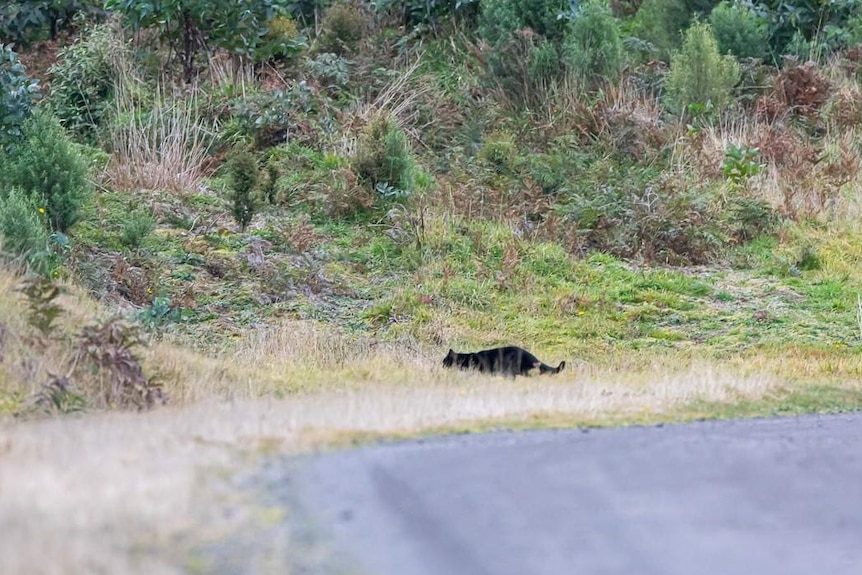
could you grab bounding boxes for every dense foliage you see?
[1,0,859,344]
[0,44,41,148]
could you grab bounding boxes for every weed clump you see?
[75,318,164,410]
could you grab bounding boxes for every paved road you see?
[282,413,862,575]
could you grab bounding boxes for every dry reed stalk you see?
[104,80,216,193]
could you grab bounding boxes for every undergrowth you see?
[1,1,862,421]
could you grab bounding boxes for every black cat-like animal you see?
[443,346,565,377]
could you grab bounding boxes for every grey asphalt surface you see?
[280,413,862,575]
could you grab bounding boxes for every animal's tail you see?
[539,361,566,374]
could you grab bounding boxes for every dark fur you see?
[443,346,565,377]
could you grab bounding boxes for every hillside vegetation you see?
[2,0,862,414]
[5,1,862,571]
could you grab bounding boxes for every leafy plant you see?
[0,0,99,46]
[74,317,164,409]
[138,296,183,327]
[46,21,121,143]
[722,145,763,184]
[478,0,571,46]
[306,52,350,93]
[665,21,741,114]
[105,0,293,79]
[31,374,87,415]
[19,275,64,339]
[222,82,318,148]
[757,0,858,57]
[226,148,260,232]
[0,43,41,149]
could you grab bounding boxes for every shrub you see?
[721,145,762,185]
[528,37,561,88]
[486,30,562,108]
[559,173,724,264]
[226,148,260,232]
[0,43,41,149]
[478,133,519,174]
[106,0,293,79]
[562,0,623,89]
[630,0,690,60]
[255,14,306,62]
[120,209,155,249]
[0,188,49,259]
[665,21,740,114]
[316,2,367,56]
[724,195,776,243]
[47,22,122,143]
[478,0,571,46]
[352,114,416,197]
[708,1,769,61]
[0,0,100,46]
[222,82,318,148]
[74,318,164,409]
[1,111,90,233]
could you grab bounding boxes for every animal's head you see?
[442,349,456,368]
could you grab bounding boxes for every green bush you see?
[485,32,562,108]
[665,21,740,114]
[352,115,416,197]
[226,149,260,232]
[478,0,571,46]
[528,37,561,87]
[724,195,776,243]
[0,43,41,149]
[562,0,623,89]
[47,22,121,143]
[630,0,691,60]
[478,133,519,174]
[0,187,49,258]
[0,0,100,46]
[255,14,306,62]
[1,111,90,233]
[120,209,155,249]
[316,2,367,56]
[708,1,769,61]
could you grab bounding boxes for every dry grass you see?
[103,83,216,193]
[0,358,799,575]
[2,262,860,572]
